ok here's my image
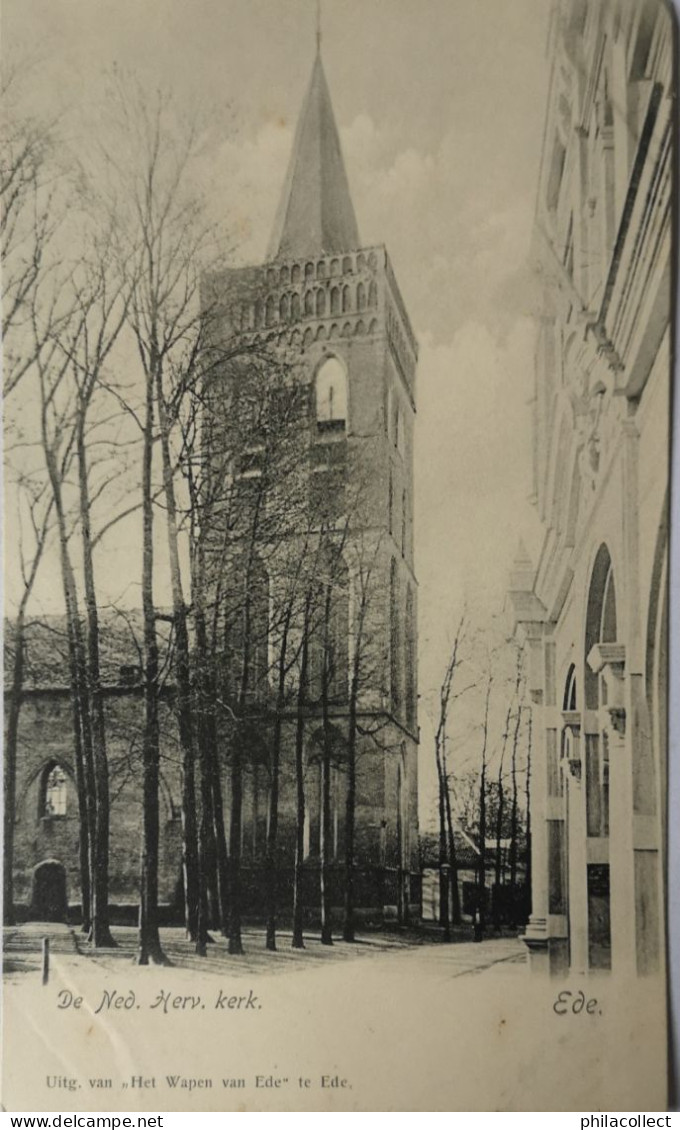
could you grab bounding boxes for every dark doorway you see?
[31,860,68,922]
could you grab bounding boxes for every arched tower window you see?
[342,285,351,313]
[40,763,68,817]
[357,282,366,311]
[330,287,340,315]
[316,289,326,317]
[315,357,348,429]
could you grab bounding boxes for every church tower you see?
[203,39,420,925]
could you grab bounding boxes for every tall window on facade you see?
[247,557,270,701]
[304,731,346,859]
[308,555,349,703]
[405,586,416,730]
[390,557,401,712]
[311,358,348,519]
[393,398,405,458]
[41,763,68,817]
[225,556,270,703]
[315,358,347,430]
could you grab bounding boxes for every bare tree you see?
[475,672,493,941]
[433,610,470,936]
[3,478,54,924]
[1,63,66,399]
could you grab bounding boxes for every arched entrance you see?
[31,860,68,922]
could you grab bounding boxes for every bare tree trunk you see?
[4,622,25,926]
[227,730,244,954]
[342,680,358,943]
[45,447,95,935]
[442,764,461,926]
[156,380,200,941]
[509,705,522,926]
[292,596,311,950]
[76,422,116,948]
[137,364,168,966]
[4,500,52,925]
[319,585,334,947]
[435,745,451,940]
[493,759,505,933]
[265,608,292,952]
[475,677,492,942]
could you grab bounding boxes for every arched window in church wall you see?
[265,295,277,326]
[291,263,301,284]
[330,287,340,315]
[357,282,366,311]
[279,266,290,286]
[315,357,347,427]
[317,259,327,280]
[40,763,68,818]
[342,256,353,274]
[357,252,366,271]
[342,285,351,313]
[305,290,315,316]
[316,289,326,317]
[279,293,290,322]
[330,258,340,277]
[291,292,301,320]
[368,280,378,308]
[305,262,315,281]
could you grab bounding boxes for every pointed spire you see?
[267,41,360,261]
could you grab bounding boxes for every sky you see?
[3,0,551,804]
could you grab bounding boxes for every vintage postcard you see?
[1,0,673,1113]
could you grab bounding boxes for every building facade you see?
[8,46,420,926]
[508,0,671,975]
